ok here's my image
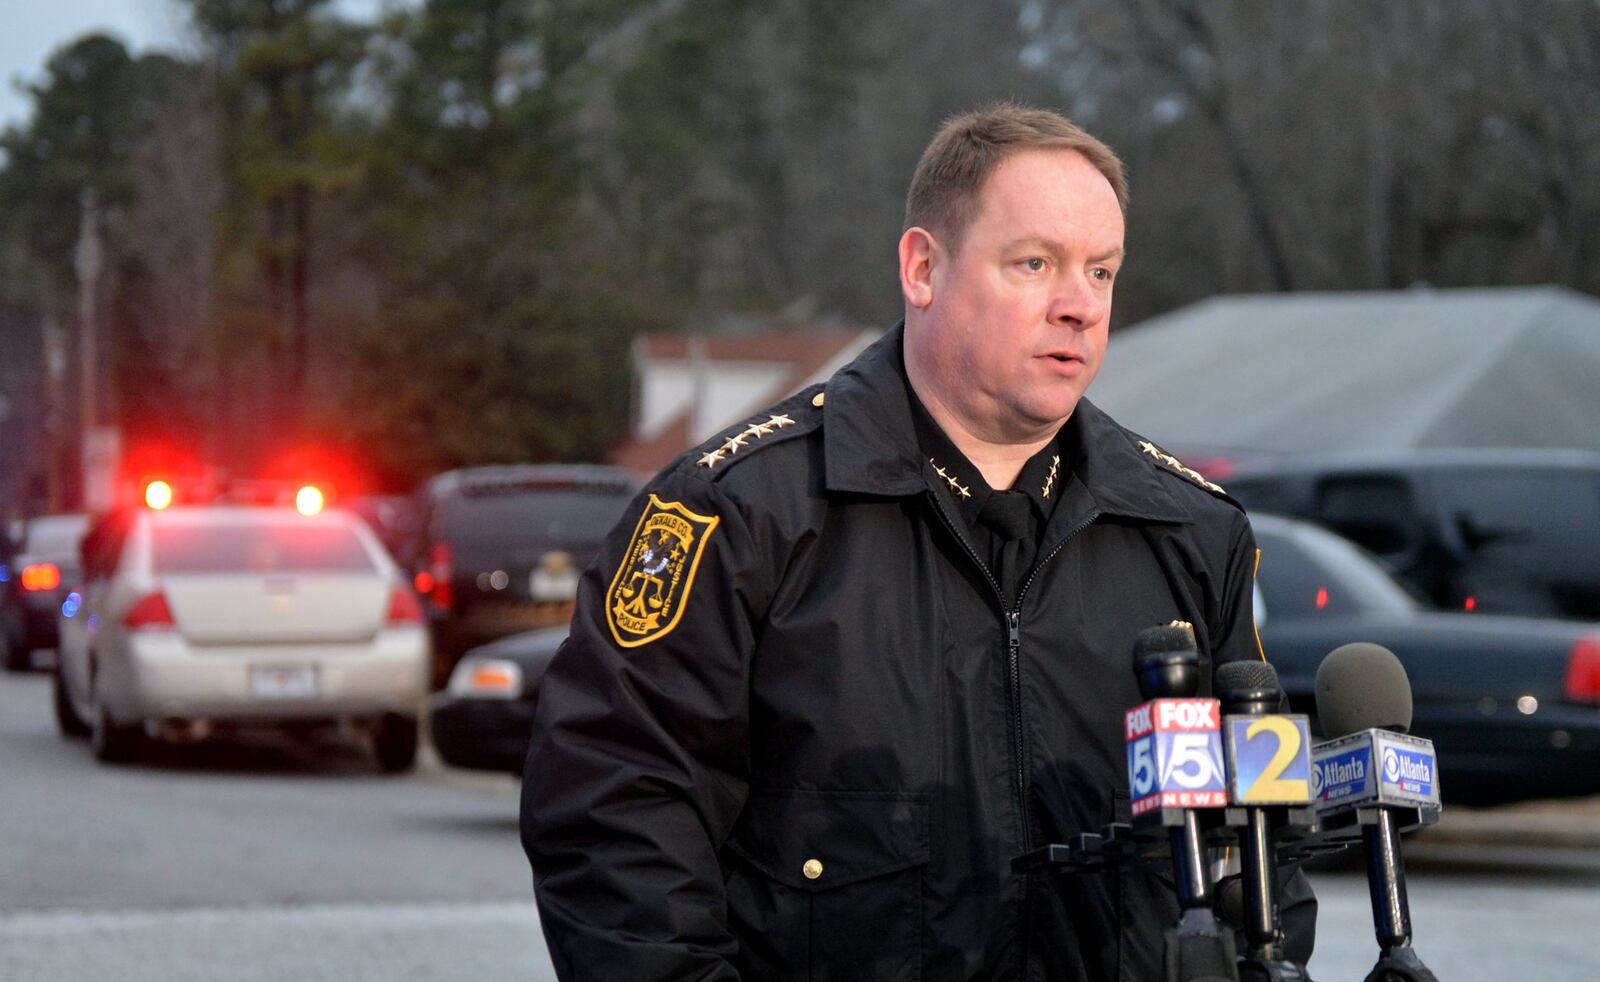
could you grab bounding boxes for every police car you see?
[53,478,430,771]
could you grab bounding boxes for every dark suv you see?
[1226,449,1600,620]
[405,464,636,687]
[2,513,91,670]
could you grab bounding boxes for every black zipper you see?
[1008,512,1099,851]
[926,486,1100,853]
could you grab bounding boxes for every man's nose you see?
[1048,272,1108,329]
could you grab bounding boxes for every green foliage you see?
[0,35,147,291]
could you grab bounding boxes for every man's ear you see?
[899,227,937,309]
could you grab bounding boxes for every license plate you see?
[529,568,579,602]
[250,665,317,699]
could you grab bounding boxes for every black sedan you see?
[1252,512,1600,805]
[2,513,89,671]
[429,626,566,774]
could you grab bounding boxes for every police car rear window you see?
[154,522,375,574]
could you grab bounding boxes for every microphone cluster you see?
[1014,628,1442,982]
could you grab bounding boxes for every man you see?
[523,103,1315,980]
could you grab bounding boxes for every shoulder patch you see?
[1137,439,1229,497]
[605,494,720,648]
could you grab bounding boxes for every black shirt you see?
[907,387,1066,609]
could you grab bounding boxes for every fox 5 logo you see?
[1129,731,1226,798]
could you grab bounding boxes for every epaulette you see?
[690,385,825,477]
[1136,439,1232,500]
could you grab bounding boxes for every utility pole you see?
[76,188,101,438]
[75,188,118,513]
[42,315,67,513]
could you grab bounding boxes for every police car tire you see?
[374,714,419,773]
[90,685,140,764]
[1,630,27,672]
[54,664,90,738]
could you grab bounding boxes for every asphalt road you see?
[3,665,1599,980]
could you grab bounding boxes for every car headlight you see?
[447,657,523,699]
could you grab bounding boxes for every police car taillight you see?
[1564,635,1600,702]
[124,591,176,631]
[385,584,424,626]
[295,485,325,516]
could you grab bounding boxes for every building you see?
[609,327,880,478]
[1090,286,1600,458]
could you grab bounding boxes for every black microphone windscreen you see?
[1215,659,1279,694]
[1314,642,1414,738]
[1132,624,1198,666]
[1132,624,1200,699]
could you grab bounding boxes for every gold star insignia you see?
[1042,455,1060,499]
[767,414,795,428]
[929,458,970,498]
[746,421,774,437]
[697,448,726,469]
[723,432,750,452]
[1139,440,1225,495]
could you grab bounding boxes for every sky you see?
[0,0,396,133]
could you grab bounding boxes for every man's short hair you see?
[904,102,1128,250]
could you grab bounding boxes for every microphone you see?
[1313,644,1440,982]
[1127,624,1238,982]
[1215,660,1314,982]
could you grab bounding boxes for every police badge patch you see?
[605,494,721,648]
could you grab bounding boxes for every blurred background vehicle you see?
[429,626,567,775]
[346,493,415,563]
[1,512,89,671]
[1231,449,1600,621]
[1251,512,1600,806]
[54,501,429,771]
[404,464,634,688]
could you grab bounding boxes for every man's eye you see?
[1091,267,1114,282]
[1022,258,1047,272]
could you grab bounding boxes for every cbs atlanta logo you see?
[1383,747,1434,786]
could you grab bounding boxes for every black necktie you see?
[978,491,1034,607]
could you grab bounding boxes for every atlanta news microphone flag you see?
[1311,642,1441,982]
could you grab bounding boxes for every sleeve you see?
[520,469,772,982]
[1210,512,1267,667]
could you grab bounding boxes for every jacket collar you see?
[820,322,1191,524]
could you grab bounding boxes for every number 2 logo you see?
[1238,716,1310,803]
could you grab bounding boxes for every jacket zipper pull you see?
[1007,611,1021,652]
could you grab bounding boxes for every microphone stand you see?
[1360,809,1439,982]
[1218,673,1314,982]
[1232,803,1310,982]
[1165,808,1240,982]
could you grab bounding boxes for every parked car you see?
[54,504,429,770]
[1228,448,1600,621]
[1251,512,1600,805]
[1,513,90,671]
[429,626,566,774]
[405,464,635,688]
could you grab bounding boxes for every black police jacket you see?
[523,326,1315,980]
